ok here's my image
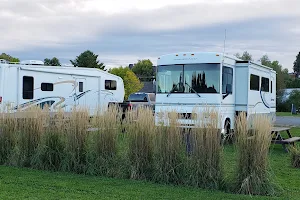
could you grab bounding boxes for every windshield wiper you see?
[167,82,181,97]
[185,82,201,97]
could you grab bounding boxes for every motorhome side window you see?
[222,66,233,94]
[271,81,273,93]
[250,74,259,91]
[23,76,34,99]
[41,83,53,91]
[261,77,269,92]
[105,80,117,90]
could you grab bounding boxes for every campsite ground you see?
[1,128,300,200]
[276,114,300,127]
[276,112,300,117]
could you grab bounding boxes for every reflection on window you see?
[261,77,269,92]
[184,64,220,93]
[156,65,184,93]
[156,64,220,94]
[222,66,233,94]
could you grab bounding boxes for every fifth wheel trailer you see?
[0,60,125,114]
[154,52,276,134]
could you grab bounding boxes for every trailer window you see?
[222,66,233,94]
[271,81,273,93]
[41,83,53,91]
[23,76,34,99]
[79,82,83,92]
[105,80,117,90]
[261,77,269,92]
[250,74,259,91]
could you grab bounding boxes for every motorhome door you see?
[73,77,86,107]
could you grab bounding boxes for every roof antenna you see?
[222,29,227,62]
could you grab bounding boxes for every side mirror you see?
[226,84,232,94]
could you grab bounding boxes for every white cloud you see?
[1,0,299,70]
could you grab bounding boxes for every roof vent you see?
[20,60,44,65]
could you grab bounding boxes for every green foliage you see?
[0,53,20,62]
[109,66,143,99]
[44,57,61,66]
[234,51,253,61]
[286,79,300,88]
[132,59,154,79]
[293,52,300,76]
[70,50,106,71]
[259,55,290,91]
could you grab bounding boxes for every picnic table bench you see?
[271,127,300,152]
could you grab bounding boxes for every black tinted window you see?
[41,83,53,91]
[271,81,273,93]
[105,80,117,90]
[222,66,233,94]
[23,76,34,99]
[261,77,269,92]
[79,82,83,92]
[250,74,259,91]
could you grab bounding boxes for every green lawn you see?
[276,112,300,117]
[0,129,300,199]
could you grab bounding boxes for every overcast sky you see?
[1,0,299,71]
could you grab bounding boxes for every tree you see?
[293,52,300,77]
[44,57,61,66]
[109,66,143,99]
[0,53,20,62]
[131,59,154,80]
[259,55,289,91]
[234,51,253,61]
[70,50,106,71]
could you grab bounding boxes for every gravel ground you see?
[275,116,300,127]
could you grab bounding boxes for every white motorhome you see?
[155,52,276,133]
[0,60,125,114]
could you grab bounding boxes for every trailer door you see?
[73,77,86,107]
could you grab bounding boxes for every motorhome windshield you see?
[156,64,220,94]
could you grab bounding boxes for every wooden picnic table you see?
[271,127,300,152]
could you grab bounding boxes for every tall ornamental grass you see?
[186,108,224,189]
[234,112,276,196]
[153,111,184,184]
[0,113,17,164]
[126,107,154,180]
[86,105,121,177]
[62,107,89,174]
[32,109,65,171]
